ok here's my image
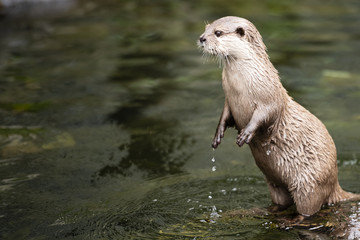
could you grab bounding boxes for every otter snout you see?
[199,36,206,44]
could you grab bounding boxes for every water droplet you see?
[220,189,227,195]
[209,205,221,222]
[266,149,271,155]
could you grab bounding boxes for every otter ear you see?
[236,27,245,37]
[245,28,267,51]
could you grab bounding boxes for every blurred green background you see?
[0,0,359,239]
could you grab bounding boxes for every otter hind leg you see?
[292,186,327,216]
[266,181,293,212]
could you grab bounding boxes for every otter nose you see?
[199,36,206,43]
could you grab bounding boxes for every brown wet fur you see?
[199,16,359,217]
[268,204,291,213]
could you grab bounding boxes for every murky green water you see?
[0,0,359,239]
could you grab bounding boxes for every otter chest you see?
[222,68,255,128]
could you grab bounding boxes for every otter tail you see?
[328,183,360,204]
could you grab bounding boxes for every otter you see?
[199,16,358,221]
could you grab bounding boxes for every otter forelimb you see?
[236,107,270,147]
[212,100,235,148]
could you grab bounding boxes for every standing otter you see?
[199,16,357,221]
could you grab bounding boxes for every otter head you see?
[198,16,267,61]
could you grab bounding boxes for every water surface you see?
[0,0,359,239]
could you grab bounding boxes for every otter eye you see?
[214,30,223,37]
[236,27,245,37]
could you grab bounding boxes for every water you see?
[0,0,360,239]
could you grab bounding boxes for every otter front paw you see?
[212,124,225,149]
[236,129,254,147]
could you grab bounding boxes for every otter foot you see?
[281,215,306,226]
[268,204,290,213]
[291,215,306,224]
[212,124,226,148]
[236,129,254,147]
